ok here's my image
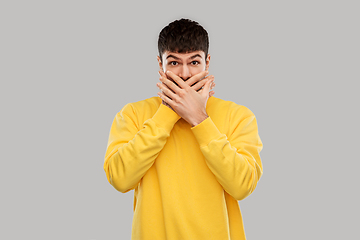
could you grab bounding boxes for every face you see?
[157,50,211,81]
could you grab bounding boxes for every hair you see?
[158,18,209,62]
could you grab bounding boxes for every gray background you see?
[1,0,359,239]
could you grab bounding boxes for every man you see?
[104,18,263,240]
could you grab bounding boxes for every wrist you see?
[162,100,174,111]
[190,112,209,127]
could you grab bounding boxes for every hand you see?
[157,71,215,112]
[157,70,215,127]
[159,70,215,96]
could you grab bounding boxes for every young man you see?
[104,19,263,240]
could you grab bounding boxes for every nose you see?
[178,65,191,81]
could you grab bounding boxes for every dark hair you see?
[158,18,209,62]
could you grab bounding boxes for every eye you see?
[191,61,199,65]
[169,61,178,66]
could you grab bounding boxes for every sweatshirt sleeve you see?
[191,107,263,201]
[104,103,180,193]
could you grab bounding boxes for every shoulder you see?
[127,96,161,111]
[209,98,261,141]
[208,97,255,119]
[117,96,161,119]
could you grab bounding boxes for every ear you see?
[157,56,163,71]
[205,54,211,71]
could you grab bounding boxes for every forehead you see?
[162,50,205,60]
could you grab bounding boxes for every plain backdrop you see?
[1,0,359,239]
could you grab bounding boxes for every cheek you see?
[165,66,181,76]
[190,65,206,75]
[162,64,173,72]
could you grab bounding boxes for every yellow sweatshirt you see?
[104,96,263,240]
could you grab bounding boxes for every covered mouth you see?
[169,79,203,91]
[191,81,203,92]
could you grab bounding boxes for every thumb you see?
[201,79,213,97]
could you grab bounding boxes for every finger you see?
[209,90,215,97]
[157,91,174,105]
[159,75,181,93]
[191,75,214,91]
[196,78,214,93]
[166,71,188,89]
[198,79,213,94]
[201,79,214,97]
[157,82,177,100]
[186,70,209,87]
[158,70,166,77]
[159,70,179,91]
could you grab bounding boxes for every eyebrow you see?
[166,54,203,60]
